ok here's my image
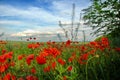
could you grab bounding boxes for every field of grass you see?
[0,37,120,80]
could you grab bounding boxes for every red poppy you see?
[0,65,5,73]
[66,40,71,46]
[43,47,60,58]
[78,53,89,64]
[68,53,76,63]
[58,58,66,66]
[18,55,23,60]
[11,75,16,80]
[30,37,32,40]
[52,41,56,44]
[80,46,87,52]
[44,66,51,72]
[2,49,6,54]
[67,66,72,72]
[0,63,9,73]
[47,40,51,45]
[63,76,67,80]
[26,75,38,80]
[27,43,40,49]
[5,52,13,59]
[27,44,33,49]
[26,54,34,65]
[33,37,36,40]
[90,41,99,48]
[31,67,36,74]
[51,62,56,69]
[3,73,11,80]
[88,50,95,55]
[27,54,34,60]
[36,55,46,65]
[68,57,73,63]
[39,52,49,58]
[0,55,6,63]
[10,61,15,67]
[101,37,109,47]
[115,48,120,52]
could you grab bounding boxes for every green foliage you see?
[107,34,120,47]
[83,0,120,37]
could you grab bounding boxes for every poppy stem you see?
[85,55,99,80]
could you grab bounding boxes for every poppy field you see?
[0,37,120,80]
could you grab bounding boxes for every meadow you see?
[0,37,120,80]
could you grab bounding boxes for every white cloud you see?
[10,28,64,37]
[0,20,23,25]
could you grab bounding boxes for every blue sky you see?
[0,0,93,41]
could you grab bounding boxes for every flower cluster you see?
[0,37,119,80]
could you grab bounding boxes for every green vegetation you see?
[0,38,120,80]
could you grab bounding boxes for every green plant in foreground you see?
[86,55,99,80]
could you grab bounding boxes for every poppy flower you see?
[36,55,46,65]
[90,41,99,48]
[31,67,36,74]
[66,40,71,46]
[78,53,89,64]
[101,37,109,48]
[80,46,87,52]
[5,52,13,59]
[30,37,32,40]
[63,76,67,80]
[2,49,6,54]
[0,65,5,73]
[68,57,73,63]
[58,58,66,66]
[44,66,51,72]
[18,55,24,60]
[10,61,15,67]
[51,62,56,69]
[3,73,11,80]
[0,55,6,63]
[26,54,34,65]
[67,66,72,72]
[52,41,56,44]
[26,75,38,80]
[39,52,49,58]
[115,48,120,52]
[68,53,76,63]
[33,37,36,40]
[11,75,16,80]
[27,43,40,49]
[47,40,51,45]
[27,54,34,60]
[43,47,60,58]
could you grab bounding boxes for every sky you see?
[0,0,94,41]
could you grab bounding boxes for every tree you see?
[82,0,120,37]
